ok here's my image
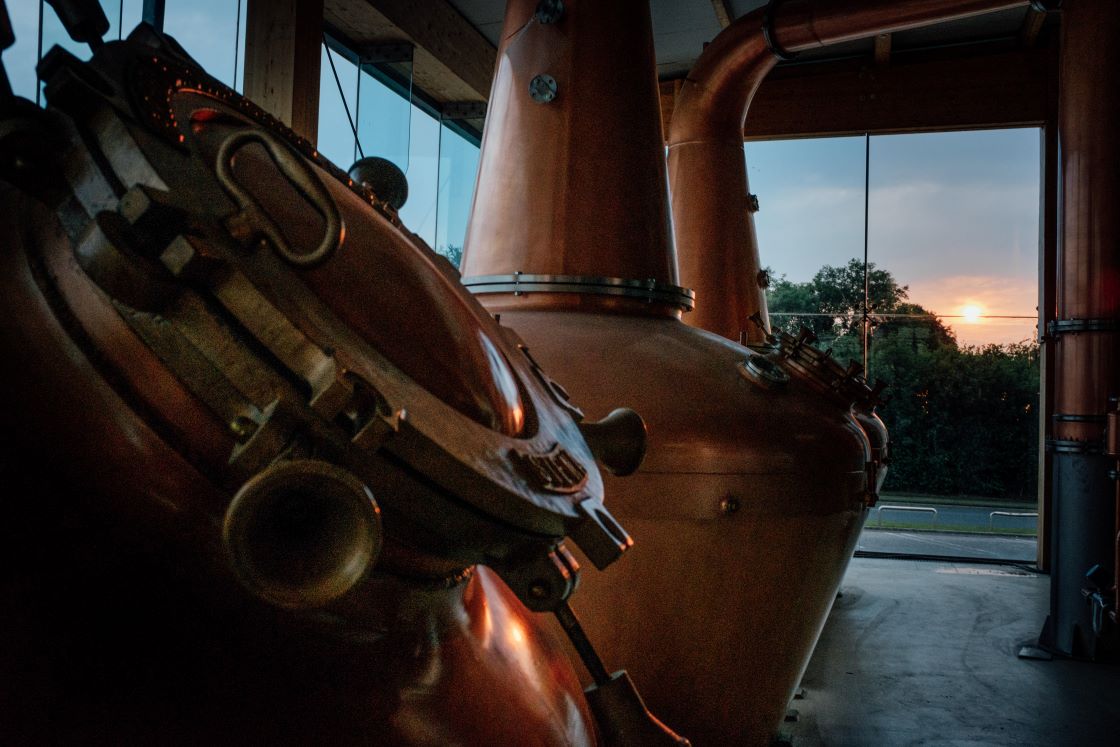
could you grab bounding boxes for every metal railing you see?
[876,505,938,527]
[989,511,1039,531]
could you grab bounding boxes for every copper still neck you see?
[461,0,684,317]
[667,0,1030,343]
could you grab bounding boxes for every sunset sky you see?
[747,129,1041,347]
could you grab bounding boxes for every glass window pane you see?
[868,129,1040,347]
[356,63,412,170]
[435,124,480,266]
[6,0,44,101]
[317,44,358,170]
[163,0,247,90]
[861,128,1041,556]
[747,135,867,349]
[398,103,439,248]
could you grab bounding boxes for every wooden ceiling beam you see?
[661,43,1054,142]
[244,0,324,142]
[742,45,1052,140]
[324,0,496,104]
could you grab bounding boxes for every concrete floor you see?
[857,529,1037,562]
[785,558,1120,746]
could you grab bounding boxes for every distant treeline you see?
[767,259,1039,502]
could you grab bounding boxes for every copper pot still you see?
[0,4,676,743]
[460,0,883,744]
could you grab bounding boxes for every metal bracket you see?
[357,42,414,65]
[762,0,800,62]
[441,101,487,121]
[1046,438,1103,454]
[1052,413,1107,423]
[495,542,581,613]
[463,273,697,311]
[1047,318,1120,337]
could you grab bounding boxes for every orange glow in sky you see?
[907,276,1037,347]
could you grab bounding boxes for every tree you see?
[767,259,950,349]
[439,244,463,268]
[766,258,1037,501]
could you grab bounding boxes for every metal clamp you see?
[463,273,696,311]
[1052,413,1107,423]
[216,128,343,267]
[1046,438,1103,454]
[1047,318,1120,337]
[762,0,800,62]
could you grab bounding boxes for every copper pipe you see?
[668,0,1030,343]
[1052,0,1120,445]
[1043,0,1120,658]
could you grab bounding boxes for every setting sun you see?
[960,304,984,323]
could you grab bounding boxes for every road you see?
[856,528,1037,562]
[870,501,1039,531]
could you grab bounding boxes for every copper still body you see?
[461,1,880,743]
[0,9,665,742]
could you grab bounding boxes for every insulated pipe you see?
[668,0,1031,344]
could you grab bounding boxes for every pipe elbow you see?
[666,9,776,149]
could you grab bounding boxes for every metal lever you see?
[495,546,689,744]
[554,602,690,746]
[577,407,647,477]
[45,0,108,50]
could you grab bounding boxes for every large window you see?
[317,39,480,263]
[751,129,1041,562]
[15,1,244,103]
[163,0,247,91]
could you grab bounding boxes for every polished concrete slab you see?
[786,558,1120,746]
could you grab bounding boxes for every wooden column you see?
[244,0,324,143]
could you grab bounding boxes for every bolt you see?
[529,581,550,599]
[229,415,258,440]
[720,496,741,515]
[529,74,558,103]
[534,0,564,24]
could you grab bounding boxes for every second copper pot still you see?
[460,0,887,744]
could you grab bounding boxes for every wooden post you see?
[243,0,323,143]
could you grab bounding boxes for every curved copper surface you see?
[487,310,869,745]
